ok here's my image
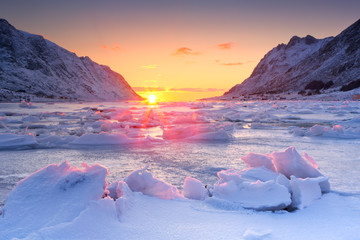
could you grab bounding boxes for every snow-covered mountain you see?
[0,19,141,101]
[223,18,360,98]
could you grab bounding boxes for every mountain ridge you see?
[0,19,142,102]
[222,18,360,99]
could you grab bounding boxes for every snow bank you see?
[209,147,330,211]
[183,176,208,200]
[241,146,330,193]
[0,146,356,240]
[124,166,182,200]
[212,168,291,210]
[0,161,108,239]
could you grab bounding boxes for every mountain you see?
[223,18,360,99]
[0,19,141,101]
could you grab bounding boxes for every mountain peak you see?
[287,35,301,45]
[222,18,360,99]
[287,35,318,48]
[304,35,318,44]
[0,18,141,101]
[0,18,16,33]
[0,18,10,25]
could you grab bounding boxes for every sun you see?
[148,94,156,104]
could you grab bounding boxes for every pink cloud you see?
[217,42,234,50]
[173,47,200,56]
[101,43,124,52]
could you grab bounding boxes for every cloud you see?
[217,42,234,50]
[173,47,200,56]
[101,43,124,52]
[141,64,159,69]
[219,62,243,66]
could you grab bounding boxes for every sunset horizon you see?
[1,0,359,101]
[1,1,360,239]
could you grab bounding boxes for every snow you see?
[0,100,360,239]
[290,176,325,209]
[218,19,360,100]
[0,157,359,240]
[241,147,330,193]
[0,161,108,239]
[123,165,182,200]
[183,176,207,200]
[213,171,292,210]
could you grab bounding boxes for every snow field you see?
[1,146,353,239]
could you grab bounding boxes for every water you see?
[1,100,360,208]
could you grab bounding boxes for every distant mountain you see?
[0,19,141,101]
[223,18,360,98]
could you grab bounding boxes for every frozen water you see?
[0,100,360,239]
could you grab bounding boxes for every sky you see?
[1,0,359,101]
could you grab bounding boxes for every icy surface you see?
[0,100,360,239]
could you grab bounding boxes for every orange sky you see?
[1,0,360,101]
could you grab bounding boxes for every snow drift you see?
[0,146,343,239]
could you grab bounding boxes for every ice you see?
[241,153,276,172]
[0,156,359,239]
[213,168,292,210]
[210,147,331,210]
[290,124,360,139]
[0,161,108,239]
[114,181,134,218]
[1,100,360,239]
[163,124,233,141]
[124,165,182,200]
[107,109,133,121]
[183,176,208,200]
[71,132,142,145]
[270,147,324,179]
[241,147,330,193]
[0,133,37,149]
[172,112,210,124]
[19,100,36,108]
[290,176,326,209]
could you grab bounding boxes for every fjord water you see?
[0,100,360,208]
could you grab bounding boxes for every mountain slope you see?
[224,18,360,98]
[0,19,141,101]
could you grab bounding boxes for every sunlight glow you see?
[148,94,156,104]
